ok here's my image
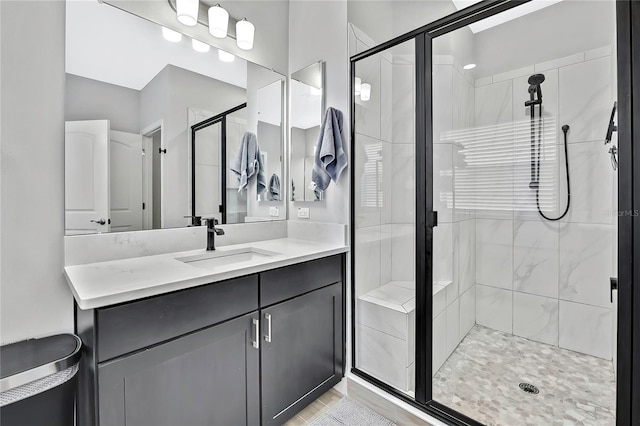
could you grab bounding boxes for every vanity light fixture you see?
[218,49,235,62]
[463,63,476,70]
[171,1,256,51]
[236,18,255,50]
[208,4,229,38]
[192,39,210,53]
[354,77,362,96]
[162,26,183,42]
[360,83,371,102]
[176,0,199,26]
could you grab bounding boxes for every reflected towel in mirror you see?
[311,107,347,191]
[230,131,267,193]
[269,173,281,201]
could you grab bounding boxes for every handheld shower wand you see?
[525,73,571,221]
[526,74,545,189]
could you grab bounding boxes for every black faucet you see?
[204,218,225,251]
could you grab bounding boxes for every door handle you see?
[610,277,618,303]
[264,313,272,343]
[90,219,106,225]
[252,318,260,349]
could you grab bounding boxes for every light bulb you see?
[208,4,229,38]
[192,39,210,53]
[218,49,235,62]
[360,83,371,101]
[236,18,255,50]
[463,63,476,70]
[162,27,182,42]
[176,0,199,26]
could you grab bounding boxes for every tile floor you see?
[283,389,344,426]
[433,325,616,426]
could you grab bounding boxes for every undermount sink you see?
[177,247,281,269]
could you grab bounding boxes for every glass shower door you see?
[352,38,417,397]
[429,3,618,425]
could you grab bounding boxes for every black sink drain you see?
[519,382,540,395]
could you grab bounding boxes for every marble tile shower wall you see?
[432,58,478,374]
[351,24,399,299]
[471,47,616,360]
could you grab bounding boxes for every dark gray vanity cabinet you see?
[98,313,260,426]
[261,282,343,425]
[75,253,345,426]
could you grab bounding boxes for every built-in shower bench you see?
[357,280,453,392]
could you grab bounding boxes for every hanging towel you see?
[311,107,347,191]
[230,132,267,194]
[257,151,267,195]
[268,173,281,201]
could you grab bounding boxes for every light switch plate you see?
[269,206,279,217]
[297,207,310,219]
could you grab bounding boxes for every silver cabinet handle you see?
[252,318,260,349]
[264,313,272,343]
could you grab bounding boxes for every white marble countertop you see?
[64,238,348,310]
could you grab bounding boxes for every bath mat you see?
[309,396,396,426]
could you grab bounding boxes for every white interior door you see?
[110,130,143,232]
[65,120,110,234]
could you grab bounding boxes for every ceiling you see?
[66,0,247,91]
[451,0,563,33]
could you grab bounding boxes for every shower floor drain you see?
[519,383,540,395]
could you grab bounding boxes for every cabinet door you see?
[98,312,260,426]
[261,283,343,425]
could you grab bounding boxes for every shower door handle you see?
[430,211,438,228]
[610,277,618,303]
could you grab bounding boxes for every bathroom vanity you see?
[66,240,346,426]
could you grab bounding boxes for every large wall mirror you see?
[290,61,325,202]
[64,0,285,235]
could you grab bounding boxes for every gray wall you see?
[140,64,246,229]
[65,73,140,133]
[1,0,73,344]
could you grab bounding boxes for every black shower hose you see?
[534,115,571,221]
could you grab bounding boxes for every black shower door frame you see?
[349,1,639,425]
[191,103,247,225]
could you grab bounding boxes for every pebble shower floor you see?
[433,325,615,426]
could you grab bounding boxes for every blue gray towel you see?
[311,107,347,191]
[230,132,266,194]
[268,173,280,201]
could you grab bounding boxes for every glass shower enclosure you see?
[351,1,628,425]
